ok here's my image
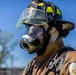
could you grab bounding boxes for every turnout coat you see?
[22,38,76,75]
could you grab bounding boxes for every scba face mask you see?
[20,25,46,54]
[16,7,50,53]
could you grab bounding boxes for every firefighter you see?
[16,0,76,75]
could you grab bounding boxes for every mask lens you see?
[28,26,44,39]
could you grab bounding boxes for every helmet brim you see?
[48,20,75,31]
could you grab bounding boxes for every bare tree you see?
[0,30,18,68]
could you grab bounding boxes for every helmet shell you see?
[37,2,62,21]
[37,1,74,37]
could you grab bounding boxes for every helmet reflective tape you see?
[38,3,44,6]
[56,8,61,15]
[37,2,62,20]
[46,6,54,13]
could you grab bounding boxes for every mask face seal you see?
[20,26,45,54]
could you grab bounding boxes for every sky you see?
[0,0,76,68]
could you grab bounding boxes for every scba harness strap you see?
[25,47,75,75]
[44,47,75,75]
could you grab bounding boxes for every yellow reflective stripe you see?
[46,7,54,13]
[38,3,44,6]
[30,45,35,49]
[56,8,61,15]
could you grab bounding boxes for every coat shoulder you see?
[60,49,76,75]
[64,49,76,63]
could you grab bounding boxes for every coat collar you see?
[34,37,64,62]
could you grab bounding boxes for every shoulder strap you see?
[25,58,34,75]
[44,47,75,75]
[56,47,75,74]
[60,47,75,66]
